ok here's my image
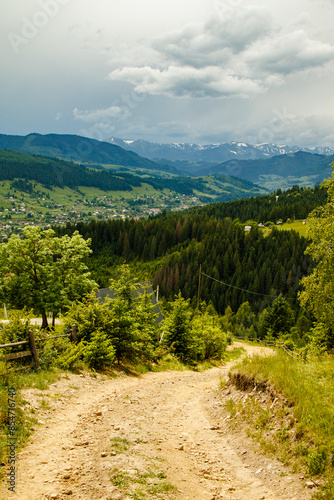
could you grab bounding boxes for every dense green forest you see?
[189,184,327,223]
[0,149,141,191]
[56,185,322,317]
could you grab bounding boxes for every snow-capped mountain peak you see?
[107,137,334,164]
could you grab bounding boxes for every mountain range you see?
[0,132,333,192]
[108,137,334,166]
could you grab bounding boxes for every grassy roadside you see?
[224,350,334,498]
[0,364,61,479]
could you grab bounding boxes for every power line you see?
[201,272,275,298]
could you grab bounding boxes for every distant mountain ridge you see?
[0,133,179,174]
[108,137,334,189]
[209,151,334,191]
[1,133,333,192]
[108,137,334,165]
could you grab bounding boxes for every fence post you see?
[28,330,40,369]
[71,325,77,343]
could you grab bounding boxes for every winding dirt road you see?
[1,344,312,500]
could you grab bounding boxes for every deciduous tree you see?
[0,227,96,328]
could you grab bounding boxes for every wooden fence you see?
[0,325,77,369]
[233,336,304,361]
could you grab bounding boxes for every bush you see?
[55,342,84,371]
[82,330,115,369]
[62,292,114,343]
[40,336,73,369]
[191,312,227,361]
[163,293,193,361]
[306,323,329,358]
[0,309,37,353]
[163,294,227,362]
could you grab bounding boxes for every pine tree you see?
[164,292,193,361]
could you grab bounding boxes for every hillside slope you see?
[0,133,176,173]
[0,149,143,191]
[205,151,334,190]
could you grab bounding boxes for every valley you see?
[0,180,202,239]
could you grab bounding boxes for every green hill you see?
[0,149,266,198]
[203,151,334,190]
[0,132,176,173]
[0,148,145,191]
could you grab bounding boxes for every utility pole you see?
[197,264,202,312]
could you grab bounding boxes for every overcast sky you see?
[1,0,334,146]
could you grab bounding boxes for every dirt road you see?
[1,344,312,500]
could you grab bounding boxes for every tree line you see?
[189,184,327,223]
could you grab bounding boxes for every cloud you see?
[227,113,334,147]
[152,6,273,67]
[107,6,334,100]
[248,30,334,74]
[73,105,123,122]
[109,65,263,99]
[78,122,117,142]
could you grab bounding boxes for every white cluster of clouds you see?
[73,106,122,122]
[107,5,334,100]
[2,0,334,147]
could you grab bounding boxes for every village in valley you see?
[0,185,202,239]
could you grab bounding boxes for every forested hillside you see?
[0,133,168,171]
[0,149,141,191]
[57,186,321,315]
[0,149,266,201]
[190,184,327,223]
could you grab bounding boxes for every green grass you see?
[151,354,187,372]
[224,346,246,361]
[147,482,177,494]
[228,351,334,497]
[276,219,309,237]
[258,219,309,237]
[110,437,131,454]
[110,468,177,498]
[0,363,61,478]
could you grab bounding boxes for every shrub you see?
[55,342,84,370]
[0,309,37,352]
[62,292,114,343]
[40,336,73,369]
[190,312,227,361]
[163,293,193,361]
[306,323,329,358]
[82,330,115,369]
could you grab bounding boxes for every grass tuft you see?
[110,437,131,454]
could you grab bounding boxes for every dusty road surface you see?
[1,344,313,500]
